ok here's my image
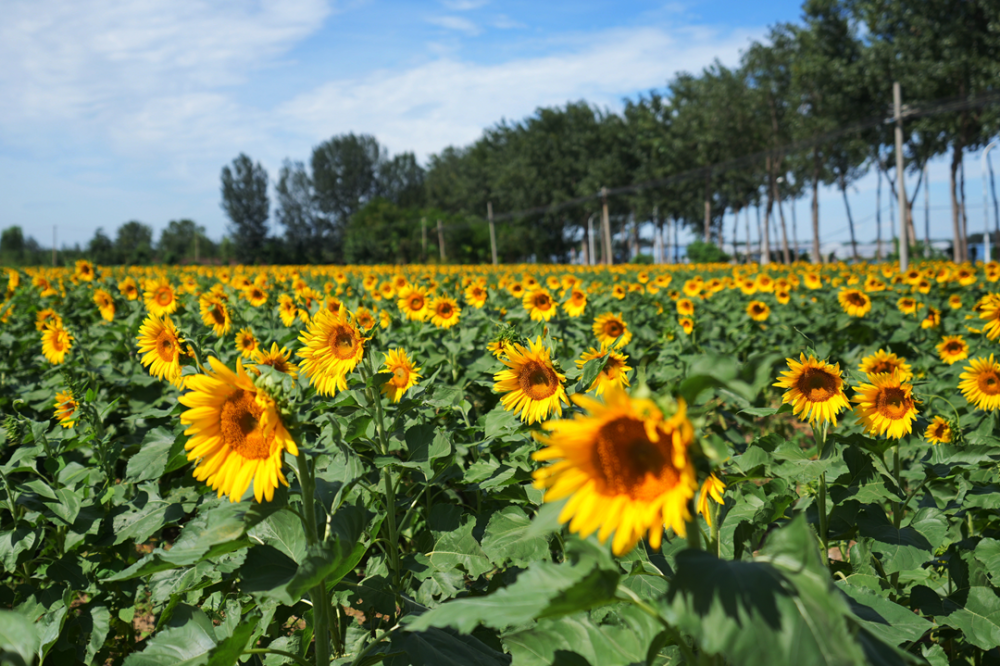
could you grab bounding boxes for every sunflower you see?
[532,386,698,555]
[397,285,430,322]
[924,416,953,445]
[430,297,461,329]
[245,285,268,308]
[381,348,421,403]
[54,390,77,428]
[252,342,298,379]
[592,312,632,349]
[936,335,969,365]
[676,298,695,316]
[144,278,179,317]
[696,473,726,528]
[575,346,631,396]
[853,372,918,439]
[464,285,488,309]
[978,297,1000,340]
[41,323,73,365]
[93,289,115,322]
[199,294,232,336]
[803,272,822,290]
[297,307,366,396]
[611,284,626,300]
[746,300,770,322]
[180,357,298,503]
[958,355,1000,411]
[920,306,941,329]
[524,289,557,322]
[562,288,587,318]
[776,290,790,305]
[838,289,871,317]
[896,297,919,315]
[74,259,95,282]
[858,349,913,382]
[354,307,377,331]
[136,313,184,388]
[235,328,258,359]
[679,317,694,335]
[487,339,513,359]
[948,294,963,310]
[35,308,62,331]
[493,336,568,424]
[278,295,298,327]
[773,354,851,426]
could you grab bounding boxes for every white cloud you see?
[426,15,481,35]
[440,0,489,10]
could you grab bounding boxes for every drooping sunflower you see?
[524,289,557,322]
[41,323,73,365]
[959,355,1000,411]
[858,349,913,382]
[144,278,179,317]
[297,307,366,396]
[180,357,298,503]
[562,288,587,318]
[853,372,918,439]
[696,473,726,528]
[93,289,115,322]
[532,386,698,555]
[487,339,513,359]
[838,288,872,317]
[35,308,62,331]
[397,285,430,322]
[936,335,969,365]
[199,294,232,336]
[592,312,632,349]
[429,297,461,329]
[746,300,770,322]
[493,336,568,424]
[253,342,299,379]
[575,345,631,396]
[381,348,421,403]
[136,313,185,388]
[773,354,851,426]
[54,390,77,428]
[924,416,953,445]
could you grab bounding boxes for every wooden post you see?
[601,187,613,265]
[487,201,498,265]
[894,81,909,271]
[421,217,427,261]
[437,219,446,262]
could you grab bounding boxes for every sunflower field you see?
[3,259,1000,665]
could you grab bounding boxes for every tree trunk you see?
[961,159,970,261]
[582,217,590,265]
[876,164,883,260]
[811,149,821,263]
[791,197,798,262]
[990,153,1000,247]
[762,158,773,265]
[704,169,712,244]
[839,174,859,260]
[951,142,965,262]
[775,176,791,264]
[756,204,763,264]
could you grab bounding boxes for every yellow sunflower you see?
[487,339,513,359]
[278,295,298,327]
[354,307,378,331]
[696,473,726,528]
[234,328,258,359]
[245,285,268,308]
[524,288,558,322]
[54,390,77,428]
[575,345,631,396]
[679,317,694,335]
[858,349,913,382]
[775,290,790,305]
[592,312,632,349]
[199,294,232,336]
[252,342,298,379]
[41,323,73,365]
[297,307,366,396]
[896,297,919,315]
[397,285,430,322]
[979,297,1000,340]
[838,289,871,317]
[920,306,941,329]
[532,386,698,555]
[746,300,770,322]
[136,313,185,388]
[180,357,298,503]
[676,298,695,316]
[948,294,963,310]
[852,372,918,439]
[93,289,115,322]
[144,278,179,317]
[464,285,488,309]
[35,308,61,331]
[936,335,969,365]
[959,355,1000,411]
[562,288,587,318]
[924,416,953,445]
[429,297,461,329]
[74,259,95,282]
[381,348,421,403]
[493,336,568,424]
[773,354,851,426]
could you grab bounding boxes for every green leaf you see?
[205,620,256,666]
[481,506,551,568]
[126,427,183,483]
[85,604,112,665]
[426,514,493,578]
[386,627,508,666]
[910,585,1000,651]
[484,407,521,439]
[836,580,932,646]
[502,608,660,666]
[248,509,308,563]
[0,610,39,666]
[973,538,1000,584]
[857,507,932,574]
[122,605,218,666]
[113,484,186,545]
[579,355,609,391]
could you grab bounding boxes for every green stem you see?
[709,502,720,558]
[812,423,829,566]
[617,586,698,665]
[243,649,313,666]
[296,451,331,665]
[686,513,702,551]
[348,624,402,666]
[892,444,902,530]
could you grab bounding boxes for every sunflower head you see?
[773,353,851,426]
[397,286,429,321]
[746,300,770,322]
[959,355,1000,411]
[592,312,632,349]
[936,335,969,365]
[381,348,422,403]
[924,416,953,445]
[575,345,632,396]
[838,289,871,317]
[858,349,913,382]
[562,289,587,317]
[493,336,567,424]
[297,306,367,396]
[852,371,918,439]
[41,323,73,365]
[253,342,299,379]
[54,390,78,428]
[136,313,185,388]
[430,297,462,329]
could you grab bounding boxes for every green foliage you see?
[684,240,730,263]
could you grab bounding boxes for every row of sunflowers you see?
[3,258,1000,665]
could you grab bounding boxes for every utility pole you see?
[52,226,56,266]
[925,164,931,258]
[652,205,660,263]
[894,81,909,271]
[983,140,998,263]
[601,187,613,265]
[421,218,427,261]
[487,202,498,266]
[437,219,446,262]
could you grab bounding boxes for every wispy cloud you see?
[440,0,489,10]
[426,15,481,35]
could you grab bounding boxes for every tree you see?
[87,228,115,265]
[220,153,270,264]
[378,152,427,209]
[311,134,384,259]
[275,160,327,263]
[159,219,213,264]
[116,221,154,265]
[0,227,25,263]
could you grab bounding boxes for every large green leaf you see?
[481,506,551,568]
[910,585,1000,651]
[122,605,218,666]
[386,626,510,666]
[836,580,932,646]
[856,507,932,574]
[0,610,39,666]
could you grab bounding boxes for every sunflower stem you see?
[812,423,829,566]
[295,451,332,664]
[685,514,702,551]
[892,444,902,530]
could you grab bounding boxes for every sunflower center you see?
[155,330,176,361]
[870,361,895,374]
[593,416,676,500]
[602,357,621,378]
[51,333,66,352]
[439,303,453,316]
[875,387,911,419]
[156,289,173,306]
[393,366,409,385]
[534,295,551,309]
[752,305,764,314]
[220,389,272,460]
[518,361,558,400]
[978,371,1000,395]
[945,342,962,353]
[796,367,838,402]
[211,305,226,325]
[409,296,424,310]
[847,292,866,306]
[605,322,623,337]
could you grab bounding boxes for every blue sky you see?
[1,0,996,253]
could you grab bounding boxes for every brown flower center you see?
[409,296,424,311]
[846,292,866,307]
[604,321,623,338]
[438,303,453,317]
[978,370,1000,396]
[593,416,676,500]
[156,288,173,306]
[945,342,963,353]
[875,387,911,420]
[327,326,359,360]
[533,294,551,309]
[517,360,558,400]
[220,389,272,460]
[796,367,838,402]
[156,330,177,362]
[210,305,226,325]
